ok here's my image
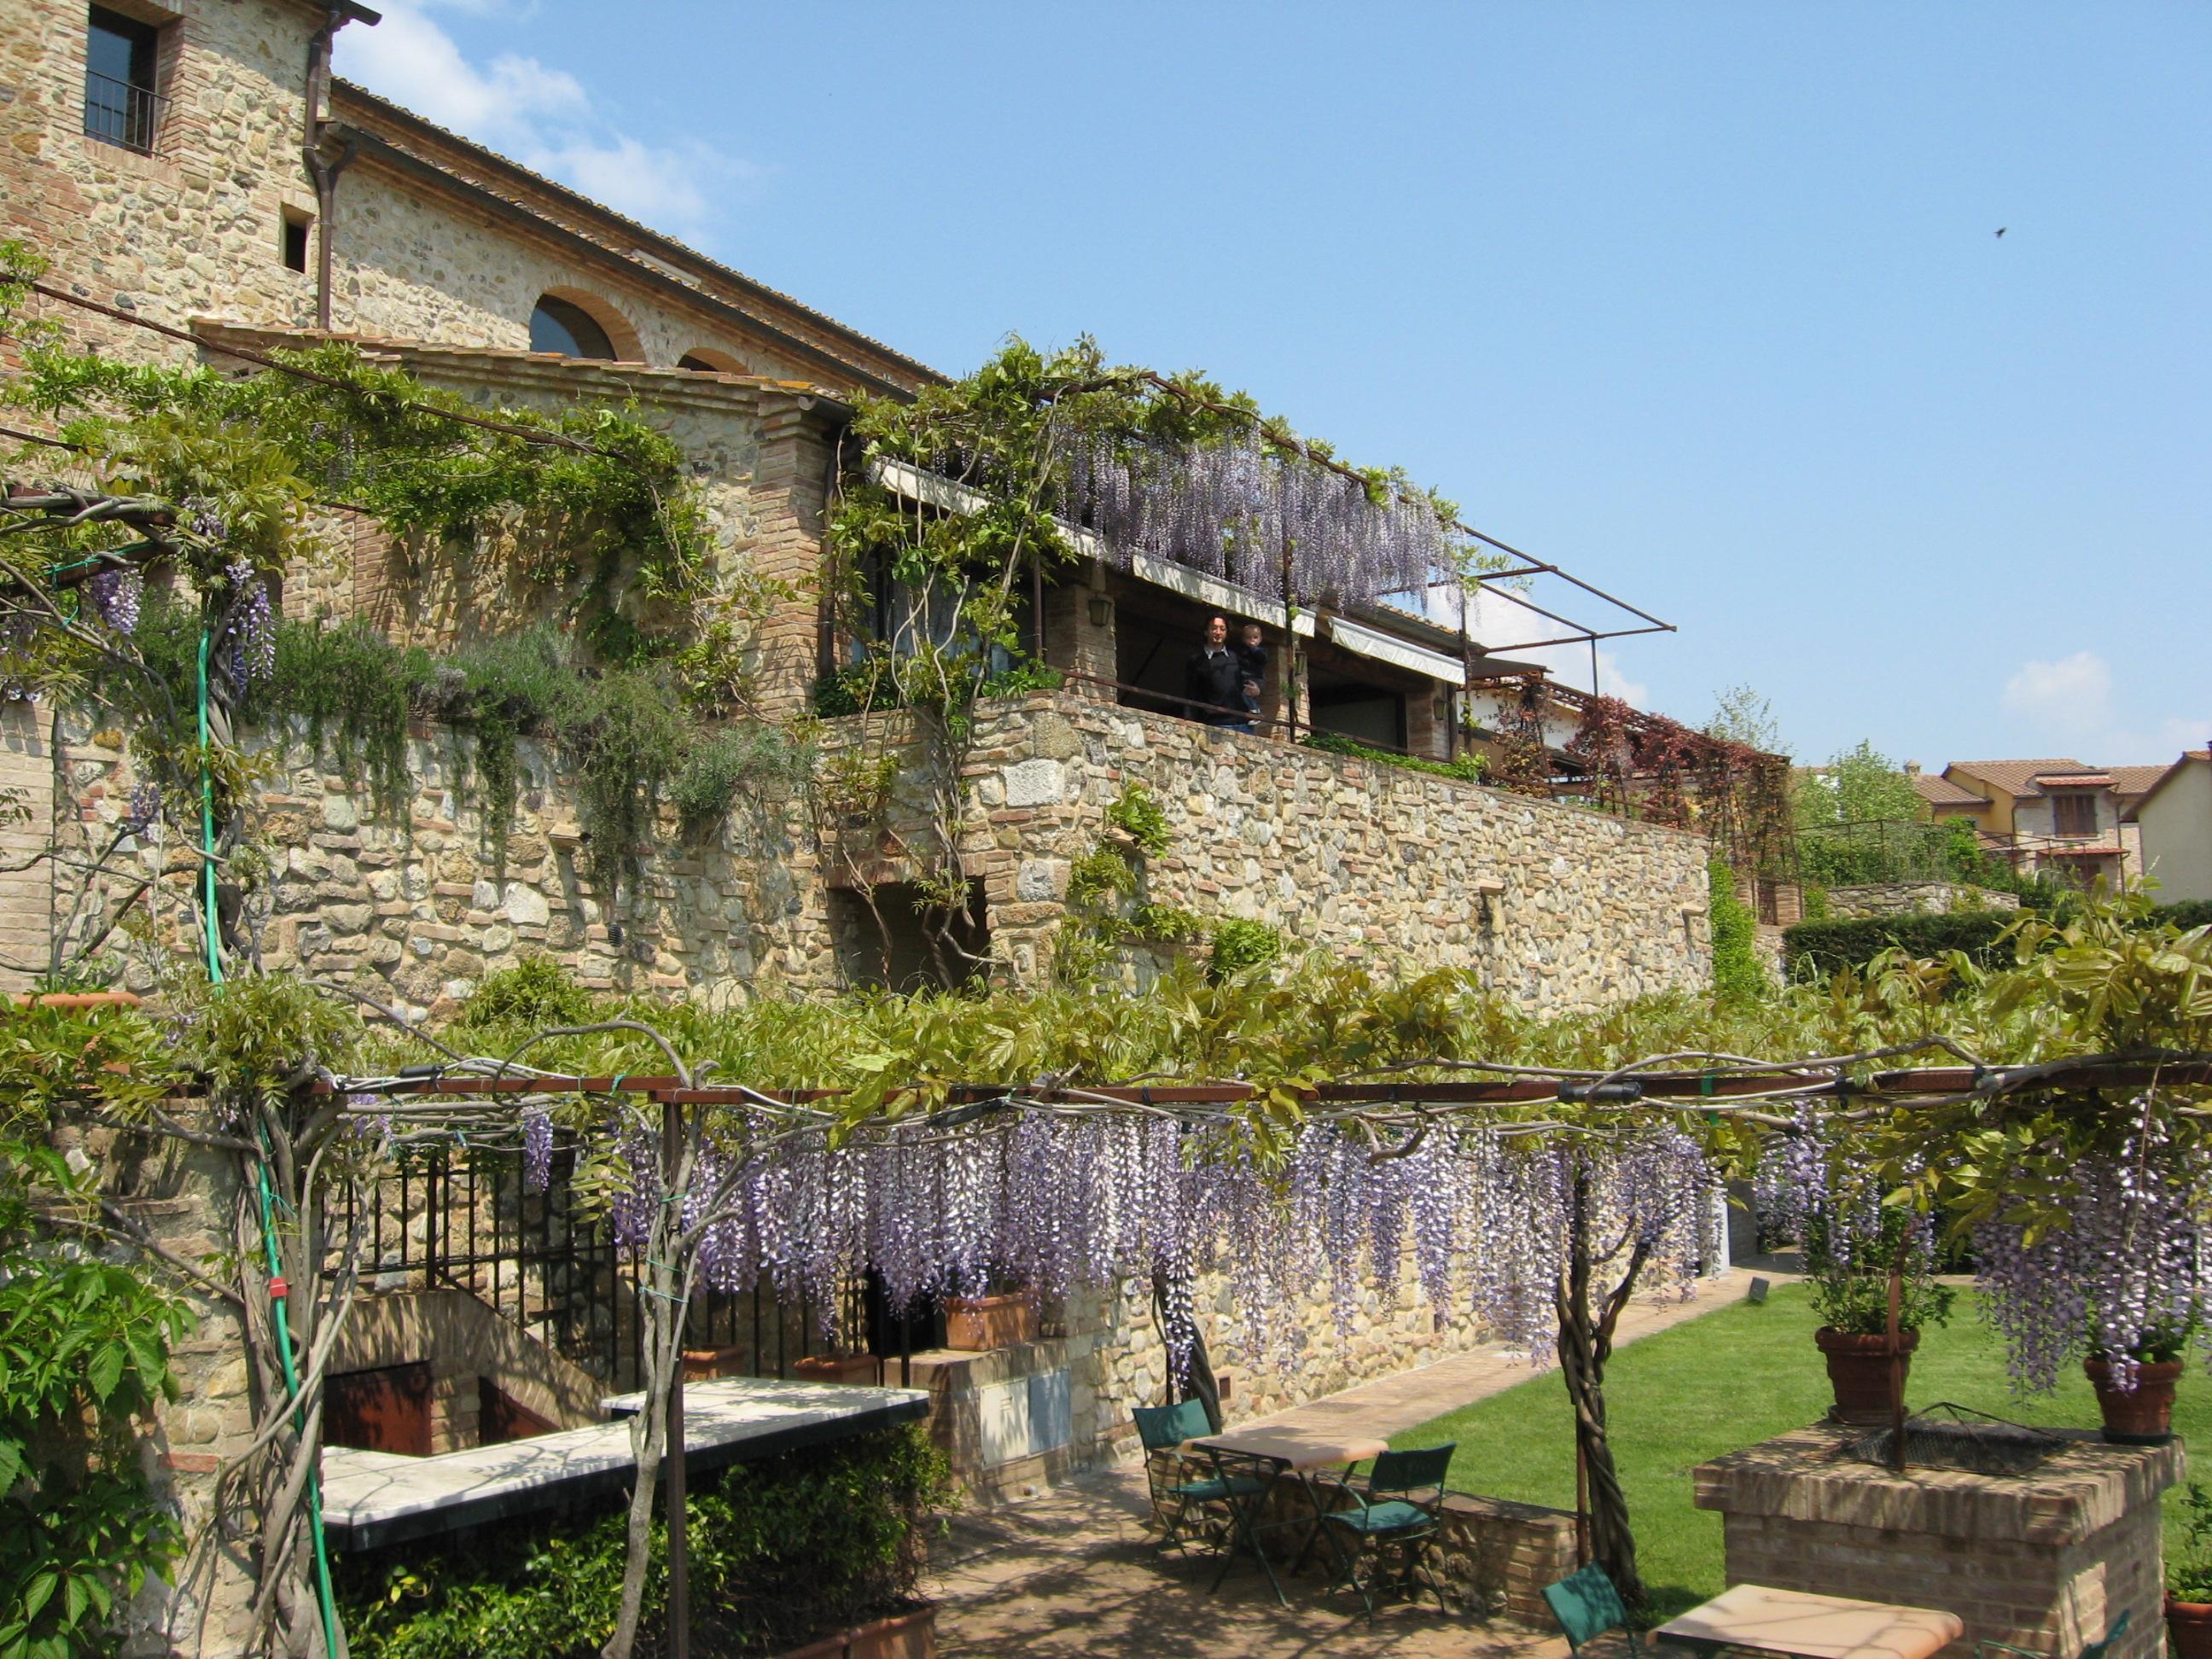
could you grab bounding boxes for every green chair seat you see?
[1170,1474,1266,1503]
[1327,1498,1431,1535]
[1319,1443,1457,1619]
[1543,1562,1631,1653]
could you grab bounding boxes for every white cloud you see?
[2002,650,2114,741]
[1451,585,1650,707]
[2000,650,2206,762]
[334,2,754,242]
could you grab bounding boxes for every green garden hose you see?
[203,626,341,1659]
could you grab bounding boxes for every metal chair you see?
[1318,1442,1457,1618]
[1977,1608,2129,1659]
[1544,1562,1633,1654]
[1131,1398,1263,1559]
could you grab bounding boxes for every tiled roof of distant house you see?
[2109,765,2172,801]
[1912,773,1988,808]
[1947,759,2095,798]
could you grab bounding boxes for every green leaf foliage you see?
[335,1424,952,1659]
[1784,913,2017,981]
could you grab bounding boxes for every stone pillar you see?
[1694,1423,2180,1659]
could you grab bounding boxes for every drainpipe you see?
[303,6,375,330]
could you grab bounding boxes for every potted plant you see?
[1807,1220,1955,1426]
[2168,1481,2212,1659]
[943,1279,1036,1352]
[2085,1323,2189,1444]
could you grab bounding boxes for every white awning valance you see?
[1324,615,1464,685]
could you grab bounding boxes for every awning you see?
[1323,615,1464,685]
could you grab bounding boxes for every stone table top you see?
[1655,1583,1965,1659]
[322,1376,929,1550]
[1189,1424,1389,1471]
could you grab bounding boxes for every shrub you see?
[1708,861,1769,1004]
[337,1423,953,1659]
[1783,912,2015,980]
[1208,918,1283,981]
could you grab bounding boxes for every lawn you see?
[1390,1281,2205,1621]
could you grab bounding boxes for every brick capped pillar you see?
[1694,1423,2179,1659]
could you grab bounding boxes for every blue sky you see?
[337,3,2209,770]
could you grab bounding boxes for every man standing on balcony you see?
[1185,614,1250,731]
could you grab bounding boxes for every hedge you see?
[1784,897,2212,981]
[1783,913,2016,981]
[335,1423,953,1659]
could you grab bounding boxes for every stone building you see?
[3,9,1737,1654]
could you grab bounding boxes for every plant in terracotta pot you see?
[1806,1213,1954,1427]
[2166,1481,2212,1659]
[2085,1321,2191,1445]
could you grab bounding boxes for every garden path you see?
[929,1263,1783,1655]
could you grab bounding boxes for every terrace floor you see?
[929,1265,1774,1655]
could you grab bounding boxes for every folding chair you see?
[1131,1398,1263,1559]
[1544,1562,1635,1655]
[1318,1442,1457,1619]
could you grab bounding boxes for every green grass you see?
[1390,1282,2206,1620]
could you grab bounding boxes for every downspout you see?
[303,7,372,331]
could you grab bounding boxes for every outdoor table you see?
[1653,1583,1965,1659]
[1183,1423,1388,1605]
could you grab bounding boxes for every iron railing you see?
[329,1135,888,1390]
[83,70,163,154]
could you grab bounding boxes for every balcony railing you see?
[83,69,163,154]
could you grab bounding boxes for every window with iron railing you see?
[84,6,165,154]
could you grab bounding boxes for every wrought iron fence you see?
[83,70,163,154]
[328,1134,883,1390]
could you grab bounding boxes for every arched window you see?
[678,348,743,374]
[529,294,617,360]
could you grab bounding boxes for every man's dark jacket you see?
[1184,645,1245,724]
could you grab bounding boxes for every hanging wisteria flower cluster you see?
[222,559,276,687]
[1062,428,1461,607]
[1972,1110,2211,1394]
[85,567,143,634]
[587,1109,1719,1382]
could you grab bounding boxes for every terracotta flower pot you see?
[11,990,143,1012]
[846,1606,935,1659]
[2085,1356,2182,1444]
[680,1344,746,1381]
[795,1353,881,1385]
[943,1293,1035,1353]
[1814,1325,1918,1426]
[2167,1597,2212,1659]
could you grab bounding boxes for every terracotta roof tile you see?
[2108,765,2172,800]
[1912,773,1988,807]
[1945,758,2093,798]
[190,319,847,402]
[328,79,941,389]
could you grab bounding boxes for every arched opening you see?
[677,347,746,375]
[528,293,626,361]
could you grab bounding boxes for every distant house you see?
[1909,759,2157,889]
[2123,750,2212,903]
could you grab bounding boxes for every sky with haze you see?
[336,3,2210,771]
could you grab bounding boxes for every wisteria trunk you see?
[1554,1168,1652,1607]
[606,1179,683,1659]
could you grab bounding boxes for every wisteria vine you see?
[547,1108,1720,1382]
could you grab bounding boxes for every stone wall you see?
[935,694,1713,1007]
[1824,882,2022,918]
[31,688,1713,1012]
